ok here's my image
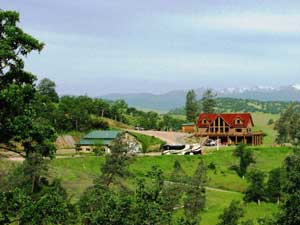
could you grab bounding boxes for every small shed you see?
[181,123,195,133]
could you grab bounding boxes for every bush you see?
[93,146,106,156]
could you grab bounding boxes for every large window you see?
[235,128,242,133]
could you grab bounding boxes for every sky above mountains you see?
[2,0,300,95]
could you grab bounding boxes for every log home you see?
[197,113,263,145]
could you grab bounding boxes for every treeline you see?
[35,79,185,133]
[171,97,293,115]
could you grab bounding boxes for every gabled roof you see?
[197,113,254,128]
[77,130,123,146]
[83,130,122,139]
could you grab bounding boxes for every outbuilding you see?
[76,130,141,153]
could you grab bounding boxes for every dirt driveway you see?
[128,130,190,145]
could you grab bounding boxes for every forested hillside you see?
[35,81,185,133]
[170,98,293,115]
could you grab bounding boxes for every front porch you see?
[198,131,264,146]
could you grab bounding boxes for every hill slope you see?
[102,85,300,111]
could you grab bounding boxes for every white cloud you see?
[169,12,300,34]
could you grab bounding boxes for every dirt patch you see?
[56,135,78,149]
[127,130,190,145]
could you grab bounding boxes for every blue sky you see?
[2,0,300,95]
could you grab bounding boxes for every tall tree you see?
[202,89,217,113]
[99,134,133,189]
[37,78,59,102]
[266,168,283,203]
[233,144,256,179]
[277,152,300,225]
[185,89,198,122]
[0,10,56,159]
[275,104,300,145]
[184,160,207,224]
[244,170,266,204]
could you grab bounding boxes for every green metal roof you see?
[77,130,123,146]
[83,130,122,139]
[78,139,113,146]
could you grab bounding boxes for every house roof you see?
[197,113,254,128]
[83,130,122,139]
[77,130,123,146]
[78,139,113,146]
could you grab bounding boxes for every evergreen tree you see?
[185,89,198,122]
[277,152,300,225]
[37,78,59,102]
[266,168,283,203]
[99,134,133,189]
[202,89,217,113]
[244,170,266,204]
[184,160,207,224]
[233,144,256,178]
[275,104,300,145]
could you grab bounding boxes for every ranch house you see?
[197,113,263,146]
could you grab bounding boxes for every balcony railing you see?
[199,130,263,136]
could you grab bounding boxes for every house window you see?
[235,128,242,133]
[236,119,241,124]
[203,119,207,124]
[247,128,252,133]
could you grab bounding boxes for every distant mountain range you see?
[102,84,300,111]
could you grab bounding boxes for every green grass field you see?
[252,112,280,146]
[45,146,290,224]
[130,132,166,152]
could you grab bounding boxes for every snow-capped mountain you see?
[102,84,300,111]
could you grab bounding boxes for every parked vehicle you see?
[204,139,217,146]
[162,144,202,155]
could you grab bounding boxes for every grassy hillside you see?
[252,112,280,145]
[130,132,166,152]
[45,146,290,224]
[102,117,133,129]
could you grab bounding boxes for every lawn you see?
[45,146,290,224]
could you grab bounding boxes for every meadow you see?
[47,146,290,224]
[251,112,280,146]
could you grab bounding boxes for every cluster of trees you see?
[185,89,217,122]
[231,145,283,205]
[275,104,300,145]
[173,97,292,116]
[34,79,185,133]
[215,143,300,225]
